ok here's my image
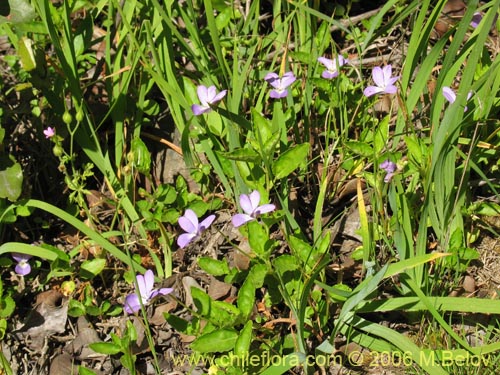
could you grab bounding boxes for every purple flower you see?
[124,270,173,314]
[232,190,276,228]
[363,65,400,97]
[12,253,32,276]
[470,12,482,28]
[177,209,216,248]
[191,85,227,116]
[43,127,55,139]
[380,160,397,183]
[442,86,473,111]
[264,71,296,99]
[317,56,348,79]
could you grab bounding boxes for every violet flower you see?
[12,253,32,276]
[363,65,400,97]
[232,190,276,228]
[43,127,55,139]
[124,270,173,314]
[177,209,216,248]
[470,12,482,28]
[191,85,227,116]
[317,56,348,79]
[442,86,473,111]
[264,71,296,99]
[380,160,397,183]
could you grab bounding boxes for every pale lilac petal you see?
[124,293,141,314]
[380,160,396,173]
[248,190,261,212]
[384,85,398,94]
[199,214,216,232]
[382,65,393,83]
[177,232,197,248]
[371,67,385,87]
[192,104,211,116]
[317,57,334,69]
[15,262,31,276]
[197,85,210,106]
[211,90,227,103]
[363,86,384,97]
[150,287,173,299]
[178,209,199,233]
[270,89,288,98]
[136,272,153,300]
[384,172,395,183]
[388,76,400,86]
[254,204,276,216]
[232,213,254,227]
[280,72,296,88]
[442,87,456,103]
[264,72,279,83]
[12,253,31,262]
[206,86,217,102]
[239,193,255,215]
[322,71,338,79]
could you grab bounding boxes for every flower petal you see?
[322,70,338,79]
[270,89,288,98]
[211,89,227,104]
[15,262,31,276]
[199,214,216,232]
[264,72,279,83]
[177,232,197,248]
[136,271,154,300]
[206,86,217,102]
[317,57,334,70]
[179,209,199,233]
[371,66,385,88]
[12,253,31,262]
[248,190,261,213]
[380,160,396,173]
[232,213,254,228]
[192,104,211,116]
[363,85,384,97]
[280,72,296,88]
[124,293,141,314]
[239,193,254,215]
[254,203,276,216]
[383,84,398,95]
[150,287,174,299]
[442,87,456,103]
[197,85,210,106]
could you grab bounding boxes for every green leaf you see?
[0,155,23,201]
[374,116,389,155]
[247,220,269,256]
[0,295,15,318]
[198,257,230,276]
[237,277,255,320]
[288,235,313,266]
[190,328,238,353]
[272,143,310,180]
[67,299,86,317]
[210,300,241,327]
[89,342,122,355]
[5,0,36,24]
[18,37,36,71]
[78,366,97,375]
[129,138,151,174]
[345,141,373,158]
[234,321,253,357]
[191,287,211,316]
[80,258,106,279]
[223,148,261,163]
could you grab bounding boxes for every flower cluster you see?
[380,160,397,183]
[124,270,173,314]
